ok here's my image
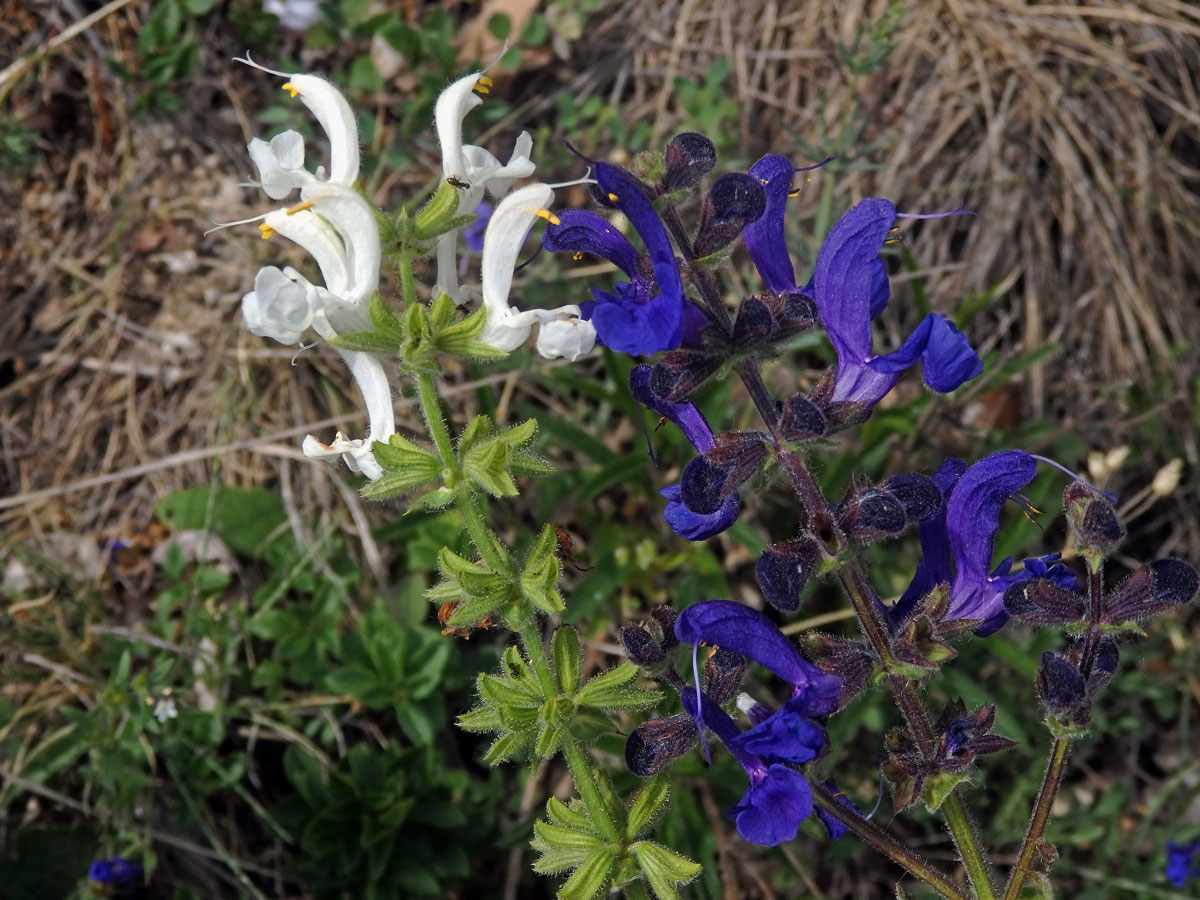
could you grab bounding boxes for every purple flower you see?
[630,365,739,540]
[543,162,685,354]
[1167,837,1200,888]
[743,154,799,293]
[892,451,1077,635]
[674,600,841,713]
[88,857,143,888]
[812,198,982,406]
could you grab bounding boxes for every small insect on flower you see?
[553,522,594,572]
[447,176,471,189]
[437,601,493,639]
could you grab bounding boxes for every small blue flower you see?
[742,154,799,293]
[543,162,685,355]
[630,365,739,540]
[88,856,143,889]
[1167,837,1200,888]
[891,451,1077,635]
[814,780,862,841]
[811,198,982,407]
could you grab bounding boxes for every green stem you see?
[1003,738,1071,900]
[811,783,968,900]
[562,739,621,844]
[943,791,997,900]
[398,251,417,308]
[417,371,456,471]
[455,488,510,575]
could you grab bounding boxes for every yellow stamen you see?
[607,192,619,203]
[281,82,299,99]
[534,209,561,226]
[1026,502,1044,515]
[759,177,769,185]
[788,188,802,198]
[286,200,314,215]
[572,251,584,261]
[258,223,276,240]
[473,76,493,94]
[706,645,719,660]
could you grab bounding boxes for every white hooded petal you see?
[280,73,360,185]
[480,182,554,319]
[262,207,351,298]
[301,433,383,481]
[536,315,596,361]
[241,265,318,344]
[299,182,380,311]
[435,72,485,183]
[262,0,322,31]
[248,130,314,200]
[338,348,396,446]
[479,307,551,352]
[464,131,535,199]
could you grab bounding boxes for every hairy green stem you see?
[399,251,417,308]
[943,792,997,900]
[1003,738,1071,900]
[518,621,557,699]
[417,371,457,471]
[811,782,968,900]
[561,739,621,844]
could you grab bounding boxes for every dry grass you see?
[2,0,1198,566]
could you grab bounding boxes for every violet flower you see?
[670,601,842,845]
[630,366,739,540]
[88,857,143,889]
[812,198,982,406]
[1167,837,1200,888]
[892,451,1077,636]
[742,154,800,293]
[543,162,686,355]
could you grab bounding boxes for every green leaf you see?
[456,705,502,733]
[412,181,461,240]
[556,847,616,900]
[532,819,604,855]
[437,548,510,598]
[625,775,668,838]
[329,329,403,354]
[478,673,542,709]
[575,663,660,710]
[631,841,702,900]
[457,415,493,456]
[534,715,567,759]
[498,417,537,448]
[436,306,507,359]
[408,486,455,510]
[368,293,405,339]
[483,730,530,764]
[923,771,969,813]
[508,452,557,477]
[552,626,582,695]
[462,437,518,497]
[361,469,440,500]
[521,524,564,614]
[428,292,457,331]
[545,797,593,831]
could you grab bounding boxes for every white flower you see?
[248,130,315,200]
[153,695,178,723]
[478,183,596,360]
[302,431,385,481]
[241,265,320,344]
[237,57,360,189]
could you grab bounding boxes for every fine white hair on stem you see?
[233,53,290,78]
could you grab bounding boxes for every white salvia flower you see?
[296,182,380,311]
[478,183,596,360]
[237,57,361,189]
[462,131,535,200]
[241,265,320,345]
[248,130,316,200]
[153,695,179,723]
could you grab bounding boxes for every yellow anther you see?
[788,188,802,198]
[706,645,720,660]
[572,251,584,261]
[473,76,493,94]
[534,209,561,226]
[286,200,314,215]
[281,82,299,99]
[258,223,276,240]
[759,178,770,185]
[607,192,619,203]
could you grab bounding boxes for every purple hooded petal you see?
[588,162,685,354]
[732,698,825,763]
[812,198,896,369]
[674,601,838,695]
[743,155,797,293]
[815,780,860,841]
[542,208,640,279]
[629,365,715,452]
[944,451,1037,624]
[661,485,739,540]
[729,764,813,846]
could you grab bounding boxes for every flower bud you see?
[883,473,941,522]
[1102,558,1198,624]
[1003,578,1086,626]
[780,394,827,441]
[625,713,699,776]
[693,173,766,258]
[705,647,747,705]
[837,487,907,543]
[662,132,716,192]
[1037,652,1089,725]
[620,623,666,668]
[756,538,820,612]
[1064,481,1125,562]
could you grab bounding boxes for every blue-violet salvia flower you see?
[893,450,1077,635]
[1167,837,1200,888]
[743,154,800,293]
[543,162,685,355]
[88,856,143,888]
[629,365,738,539]
[813,198,983,406]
